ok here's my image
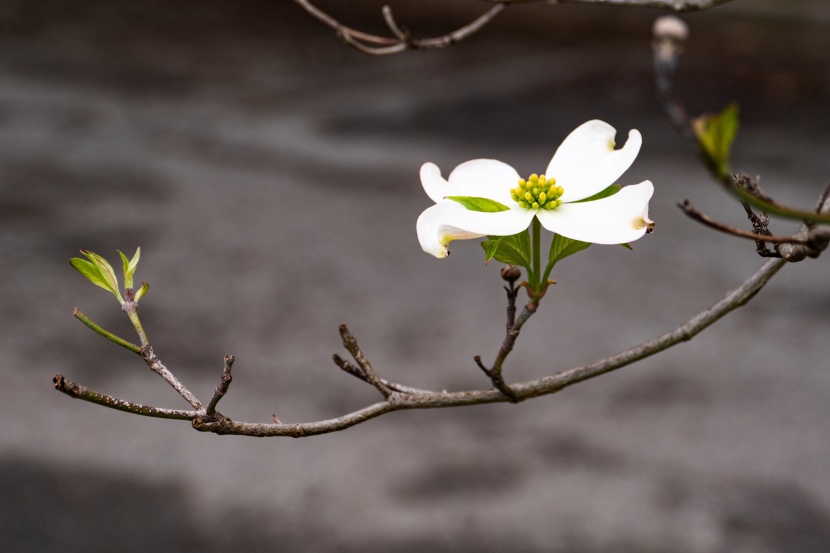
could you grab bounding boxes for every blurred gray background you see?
[2,0,830,551]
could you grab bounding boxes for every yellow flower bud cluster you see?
[510,174,564,210]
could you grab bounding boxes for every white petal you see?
[421,162,451,204]
[447,159,520,205]
[417,202,535,258]
[535,181,654,245]
[545,120,642,203]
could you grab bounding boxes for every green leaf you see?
[481,230,531,267]
[118,247,141,289]
[693,103,740,179]
[619,243,633,251]
[76,249,124,303]
[134,282,149,302]
[544,234,591,280]
[446,196,510,213]
[69,258,113,292]
[573,184,621,203]
[81,250,119,291]
[118,250,131,289]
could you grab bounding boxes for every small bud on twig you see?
[500,265,522,284]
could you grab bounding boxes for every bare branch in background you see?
[55,0,827,442]
[652,15,830,255]
[478,0,733,10]
[678,200,798,255]
[205,355,234,417]
[294,0,735,56]
[293,0,508,55]
[55,256,785,438]
[776,182,830,262]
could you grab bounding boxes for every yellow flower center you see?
[510,174,564,210]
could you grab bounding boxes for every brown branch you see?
[739,200,778,257]
[205,355,234,416]
[58,257,786,437]
[655,22,830,253]
[473,266,526,402]
[184,258,786,437]
[53,375,196,420]
[478,0,733,10]
[338,324,393,398]
[332,353,430,395]
[776,185,830,262]
[678,200,806,247]
[294,0,508,55]
[141,346,203,410]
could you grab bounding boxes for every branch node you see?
[205,355,235,416]
[338,324,393,399]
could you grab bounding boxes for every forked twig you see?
[55,252,786,437]
[205,355,235,416]
[294,0,508,55]
[678,200,806,246]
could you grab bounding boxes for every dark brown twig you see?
[141,346,203,410]
[775,185,830,262]
[332,353,429,395]
[338,324,393,398]
[57,257,787,437]
[189,258,785,437]
[473,266,527,402]
[678,200,805,249]
[294,0,508,55]
[205,355,234,416]
[53,375,196,420]
[478,0,733,9]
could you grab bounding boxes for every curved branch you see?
[57,256,785,437]
[478,0,733,10]
[678,200,808,246]
[53,375,196,420]
[189,257,785,437]
[294,0,508,55]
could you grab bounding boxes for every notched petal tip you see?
[548,121,643,203]
[537,180,654,245]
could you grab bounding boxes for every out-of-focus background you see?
[2,0,829,551]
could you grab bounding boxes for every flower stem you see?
[531,217,541,292]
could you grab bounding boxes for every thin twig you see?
[478,0,734,10]
[141,346,204,410]
[474,266,525,401]
[338,324,393,398]
[185,258,786,437]
[294,0,397,45]
[382,6,411,44]
[817,180,830,211]
[58,258,786,437]
[205,355,234,416]
[333,353,430,395]
[678,200,807,246]
[739,195,778,257]
[74,309,141,354]
[475,295,540,402]
[53,375,196,420]
[776,186,830,262]
[338,32,406,56]
[294,0,507,55]
[502,266,521,331]
[652,17,830,226]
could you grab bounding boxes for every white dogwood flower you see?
[417,120,654,258]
